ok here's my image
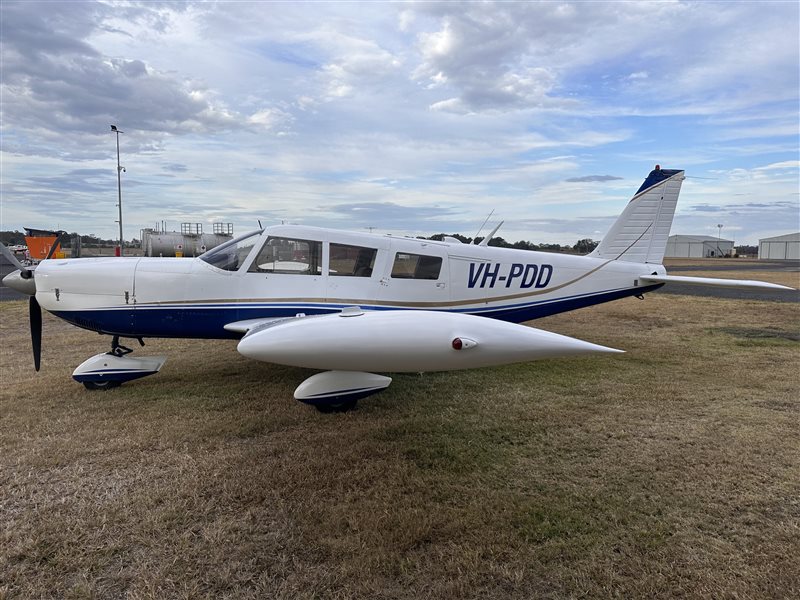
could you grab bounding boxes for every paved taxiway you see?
[655,260,799,302]
[0,257,28,302]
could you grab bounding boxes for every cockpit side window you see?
[198,230,262,271]
[330,243,377,277]
[390,252,442,280]
[248,237,322,275]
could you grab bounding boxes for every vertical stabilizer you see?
[590,166,685,264]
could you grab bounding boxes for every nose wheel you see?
[82,380,121,391]
[73,336,166,390]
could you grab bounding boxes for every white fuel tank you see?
[237,309,622,373]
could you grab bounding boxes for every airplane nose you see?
[2,269,36,295]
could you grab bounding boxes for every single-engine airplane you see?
[2,166,794,411]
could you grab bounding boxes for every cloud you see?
[564,175,624,183]
[408,1,798,119]
[248,108,293,130]
[316,201,461,230]
[0,2,267,159]
[412,7,575,113]
[0,1,796,247]
[755,160,800,171]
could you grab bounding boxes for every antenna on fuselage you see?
[478,220,504,247]
[258,219,263,229]
[472,209,495,244]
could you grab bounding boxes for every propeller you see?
[30,296,42,371]
[1,233,64,371]
[0,242,30,274]
[45,232,66,260]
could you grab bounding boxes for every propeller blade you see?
[0,242,26,271]
[30,296,42,371]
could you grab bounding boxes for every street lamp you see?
[111,125,126,256]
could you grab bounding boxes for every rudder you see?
[590,166,685,264]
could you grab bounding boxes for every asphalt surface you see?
[0,258,29,302]
[654,259,800,303]
[2,256,798,303]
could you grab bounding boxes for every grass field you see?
[1,287,799,598]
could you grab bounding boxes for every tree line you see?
[422,233,599,254]
[1,229,597,254]
[0,231,141,248]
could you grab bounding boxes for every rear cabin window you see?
[329,244,377,277]
[248,237,322,275]
[390,252,442,280]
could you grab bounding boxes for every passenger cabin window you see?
[391,252,442,280]
[249,237,322,275]
[199,230,262,271]
[330,243,377,277]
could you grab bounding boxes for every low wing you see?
[232,309,624,407]
[640,274,795,291]
[223,317,298,334]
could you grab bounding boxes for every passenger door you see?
[325,239,388,307]
[377,242,449,308]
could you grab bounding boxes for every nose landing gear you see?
[73,335,167,390]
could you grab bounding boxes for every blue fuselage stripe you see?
[50,284,663,339]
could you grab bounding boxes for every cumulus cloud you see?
[313,32,402,101]
[413,8,572,113]
[0,1,264,159]
[248,108,293,130]
[1,1,796,245]
[408,1,798,117]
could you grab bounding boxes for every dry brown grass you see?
[1,290,799,599]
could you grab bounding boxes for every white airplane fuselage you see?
[32,224,666,339]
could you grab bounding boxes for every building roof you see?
[759,232,800,243]
[668,234,734,243]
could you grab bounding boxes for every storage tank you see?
[142,223,233,257]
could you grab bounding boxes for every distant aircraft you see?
[2,166,793,411]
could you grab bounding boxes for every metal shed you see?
[758,232,800,260]
[665,235,735,258]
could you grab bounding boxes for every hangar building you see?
[665,235,734,258]
[758,232,800,260]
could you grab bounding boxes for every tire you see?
[314,399,358,413]
[82,380,121,391]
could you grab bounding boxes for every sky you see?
[1,0,798,246]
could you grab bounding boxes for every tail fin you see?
[590,166,685,264]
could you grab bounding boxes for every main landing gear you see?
[72,335,167,390]
[293,371,393,413]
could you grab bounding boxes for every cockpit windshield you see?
[198,230,263,271]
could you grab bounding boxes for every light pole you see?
[717,223,723,258]
[111,125,126,256]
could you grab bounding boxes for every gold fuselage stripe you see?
[138,259,617,308]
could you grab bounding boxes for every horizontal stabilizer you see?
[640,274,795,291]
